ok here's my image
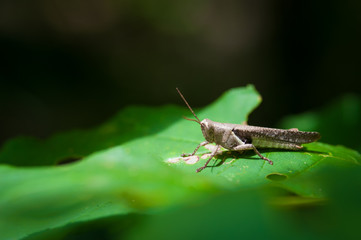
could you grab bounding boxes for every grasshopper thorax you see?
[200,119,215,143]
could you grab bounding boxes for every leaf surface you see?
[0,85,360,239]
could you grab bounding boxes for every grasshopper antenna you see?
[176,88,201,124]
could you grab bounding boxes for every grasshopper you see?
[176,88,321,173]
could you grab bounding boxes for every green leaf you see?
[0,85,360,239]
[0,105,190,166]
[125,165,361,240]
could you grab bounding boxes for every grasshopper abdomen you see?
[232,125,320,149]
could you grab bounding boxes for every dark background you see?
[1,0,360,145]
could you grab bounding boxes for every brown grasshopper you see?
[176,88,321,173]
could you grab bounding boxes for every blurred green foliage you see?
[280,94,361,152]
[0,86,360,240]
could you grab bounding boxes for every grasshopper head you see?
[200,119,214,142]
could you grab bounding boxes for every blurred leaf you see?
[0,105,189,166]
[124,189,321,240]
[0,85,360,239]
[126,164,361,240]
[126,190,276,240]
[279,94,361,151]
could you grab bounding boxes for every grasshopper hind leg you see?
[251,145,273,165]
[233,144,273,165]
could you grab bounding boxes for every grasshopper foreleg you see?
[233,144,273,165]
[181,141,209,157]
[196,145,220,173]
